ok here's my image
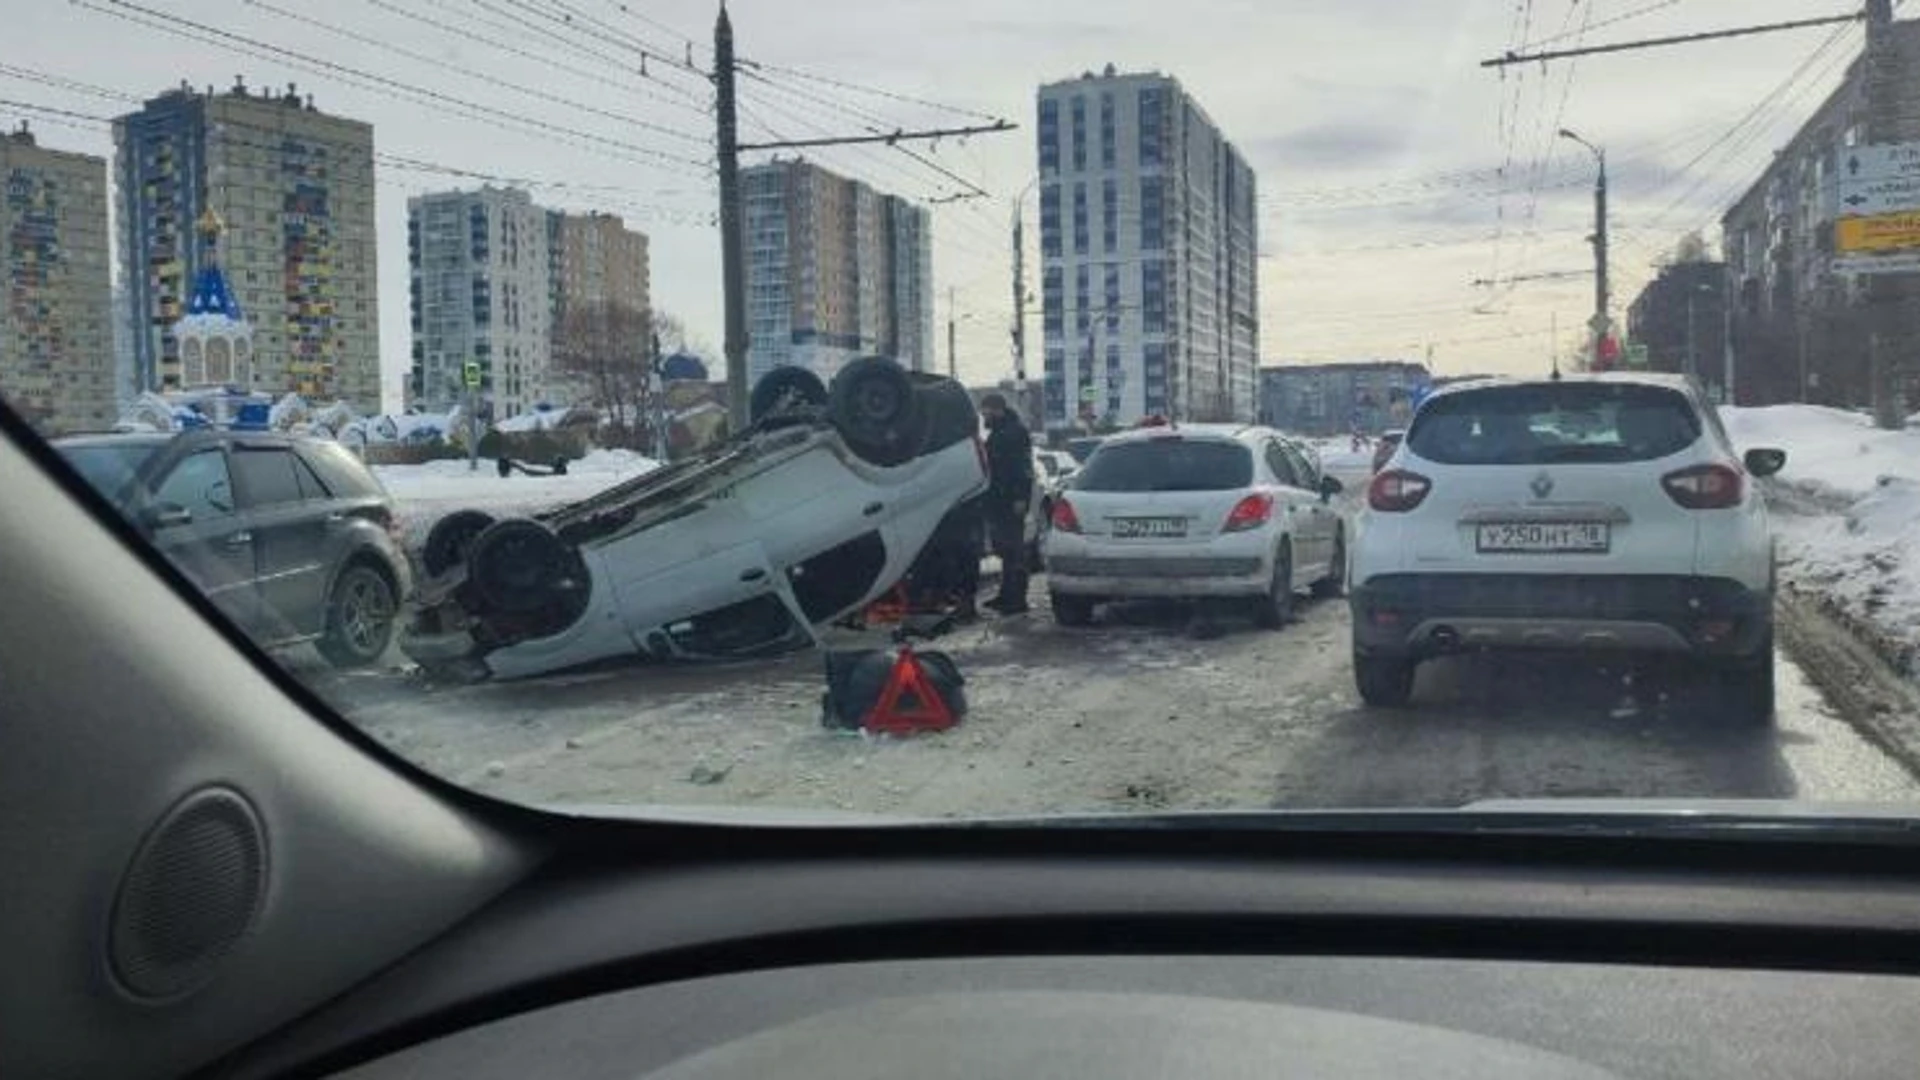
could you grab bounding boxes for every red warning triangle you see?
[863,648,957,734]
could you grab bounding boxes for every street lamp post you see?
[1559,129,1609,368]
[1012,176,1040,423]
[1684,281,1713,391]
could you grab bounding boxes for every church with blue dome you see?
[174,206,254,391]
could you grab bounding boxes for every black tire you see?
[1717,631,1776,727]
[317,561,398,669]
[749,365,828,423]
[468,519,574,615]
[1051,591,1095,627]
[911,373,981,453]
[422,509,495,578]
[1312,530,1346,599]
[1355,652,1416,708]
[828,356,926,467]
[1253,543,1295,630]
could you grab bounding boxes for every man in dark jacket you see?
[979,394,1035,615]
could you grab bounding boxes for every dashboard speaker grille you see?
[108,786,267,1001]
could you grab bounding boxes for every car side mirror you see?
[141,502,193,531]
[1744,448,1787,478]
[1319,475,1344,500]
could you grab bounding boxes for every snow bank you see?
[376,448,662,551]
[495,405,588,433]
[1722,404,1920,665]
[1721,404,1920,501]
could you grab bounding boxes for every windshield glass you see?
[10,1,1920,826]
[1076,440,1253,492]
[1408,384,1703,465]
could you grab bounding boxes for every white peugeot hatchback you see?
[1348,374,1786,721]
[1042,423,1346,628]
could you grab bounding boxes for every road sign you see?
[1836,212,1920,253]
[1833,250,1920,276]
[1837,141,1920,217]
[462,360,482,389]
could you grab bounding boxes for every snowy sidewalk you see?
[373,448,661,551]
[1723,405,1920,674]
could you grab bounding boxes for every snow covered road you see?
[307,587,1917,818]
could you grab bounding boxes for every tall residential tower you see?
[113,80,379,410]
[1,123,114,434]
[1036,68,1258,429]
[740,159,933,384]
[408,187,553,416]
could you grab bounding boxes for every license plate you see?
[1110,516,1188,539]
[1474,521,1609,553]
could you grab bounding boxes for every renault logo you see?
[1530,471,1555,500]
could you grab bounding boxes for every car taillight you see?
[1051,497,1082,534]
[1367,469,1431,512]
[1662,463,1743,509]
[1222,493,1273,533]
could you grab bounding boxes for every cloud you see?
[1246,124,1409,171]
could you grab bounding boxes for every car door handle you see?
[863,502,884,517]
[223,531,253,549]
[740,568,768,583]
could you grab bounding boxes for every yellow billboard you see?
[1835,212,1920,253]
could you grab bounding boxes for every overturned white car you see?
[400,358,986,680]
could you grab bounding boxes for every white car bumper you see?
[1043,532,1272,599]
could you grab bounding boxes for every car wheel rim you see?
[341,575,391,655]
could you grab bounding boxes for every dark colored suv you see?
[55,430,412,669]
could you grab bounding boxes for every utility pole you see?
[1865,0,1904,429]
[1560,129,1608,367]
[1011,203,1028,399]
[715,5,749,436]
[946,286,957,380]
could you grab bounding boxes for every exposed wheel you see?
[1253,543,1295,629]
[1312,530,1346,599]
[1354,652,1416,708]
[829,356,926,467]
[468,519,575,615]
[1717,630,1775,727]
[317,562,398,669]
[749,365,828,423]
[1050,591,1095,627]
[911,373,981,453]
[422,509,495,578]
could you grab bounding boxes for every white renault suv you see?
[1043,423,1346,627]
[1348,374,1786,721]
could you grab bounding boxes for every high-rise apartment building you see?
[1,123,114,435]
[740,160,933,384]
[408,187,553,417]
[113,79,380,411]
[552,210,649,316]
[1037,68,1258,429]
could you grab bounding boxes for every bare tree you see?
[650,309,688,355]
[552,301,652,447]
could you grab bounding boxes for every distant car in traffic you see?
[1347,373,1786,720]
[1372,429,1405,473]
[56,429,411,668]
[1042,424,1345,628]
[400,358,987,680]
[1064,435,1106,465]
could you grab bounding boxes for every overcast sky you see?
[8,0,1876,405]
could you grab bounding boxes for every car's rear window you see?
[57,442,161,501]
[1076,438,1253,492]
[1407,384,1702,465]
